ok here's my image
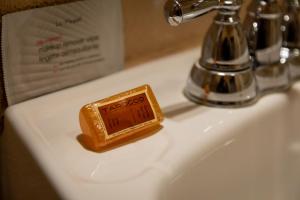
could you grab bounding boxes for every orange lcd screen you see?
[98,93,155,136]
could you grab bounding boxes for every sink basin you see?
[1,48,300,200]
[162,88,300,200]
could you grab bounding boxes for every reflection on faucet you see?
[164,0,241,26]
[244,0,290,93]
[282,0,300,81]
[164,0,300,108]
[164,0,257,107]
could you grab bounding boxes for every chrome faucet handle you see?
[288,0,300,7]
[164,0,258,107]
[244,0,290,93]
[164,0,242,26]
[282,0,300,81]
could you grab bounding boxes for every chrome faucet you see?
[281,0,300,82]
[244,0,290,93]
[164,0,257,107]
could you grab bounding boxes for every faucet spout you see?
[164,0,242,26]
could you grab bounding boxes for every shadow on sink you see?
[163,101,210,122]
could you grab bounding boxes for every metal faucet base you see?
[281,48,300,82]
[290,60,300,82]
[184,62,257,108]
[255,62,290,94]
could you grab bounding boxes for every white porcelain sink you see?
[162,88,300,200]
[1,48,300,200]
